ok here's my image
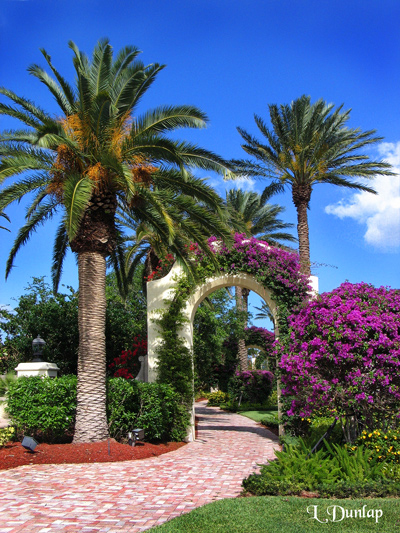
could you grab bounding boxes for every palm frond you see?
[63,175,93,239]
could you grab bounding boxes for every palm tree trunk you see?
[292,185,312,277]
[73,251,109,442]
[236,286,249,372]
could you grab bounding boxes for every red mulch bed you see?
[0,439,186,471]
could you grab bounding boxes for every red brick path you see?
[0,401,279,532]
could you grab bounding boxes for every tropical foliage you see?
[233,95,393,275]
[0,39,231,441]
[277,282,400,441]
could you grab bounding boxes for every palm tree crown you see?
[0,39,231,442]
[233,95,393,275]
[226,188,296,247]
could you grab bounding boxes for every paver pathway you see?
[0,401,279,532]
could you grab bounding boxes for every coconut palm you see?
[226,188,296,370]
[0,39,231,442]
[233,95,393,276]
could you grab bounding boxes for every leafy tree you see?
[226,188,296,246]
[233,95,393,275]
[111,182,232,298]
[0,273,146,376]
[0,277,79,374]
[193,288,246,391]
[0,40,230,441]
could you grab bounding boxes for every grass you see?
[238,409,278,423]
[150,495,399,532]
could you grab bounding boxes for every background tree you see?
[0,273,147,376]
[193,288,246,391]
[233,95,393,276]
[111,177,232,298]
[0,40,231,441]
[226,188,296,370]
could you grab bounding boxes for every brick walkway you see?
[0,401,279,532]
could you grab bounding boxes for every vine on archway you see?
[155,234,311,404]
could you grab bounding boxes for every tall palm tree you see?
[110,177,233,300]
[226,188,296,371]
[0,39,231,442]
[233,95,393,276]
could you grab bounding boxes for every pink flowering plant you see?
[194,233,311,335]
[229,369,275,404]
[276,282,400,440]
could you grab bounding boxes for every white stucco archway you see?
[146,262,281,382]
[143,261,318,441]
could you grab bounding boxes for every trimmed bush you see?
[7,376,189,443]
[207,391,230,406]
[6,375,77,442]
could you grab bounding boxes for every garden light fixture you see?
[32,335,46,362]
[21,436,38,452]
[128,428,144,446]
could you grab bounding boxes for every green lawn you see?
[150,496,399,532]
[238,410,278,423]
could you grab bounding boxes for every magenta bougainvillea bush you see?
[276,282,400,431]
[229,369,275,404]
[194,233,311,333]
[245,326,275,349]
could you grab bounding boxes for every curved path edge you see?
[0,401,279,532]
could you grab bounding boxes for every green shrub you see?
[304,416,343,448]
[207,391,229,406]
[107,377,140,440]
[260,412,279,429]
[264,389,278,409]
[0,426,15,447]
[242,439,396,498]
[0,372,16,395]
[7,376,190,443]
[136,382,190,441]
[107,379,190,442]
[356,428,400,463]
[6,375,77,442]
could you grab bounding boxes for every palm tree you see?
[233,95,393,276]
[0,40,231,442]
[226,188,296,371]
[226,188,296,247]
[110,176,233,300]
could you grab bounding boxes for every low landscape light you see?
[128,428,144,446]
[21,436,38,452]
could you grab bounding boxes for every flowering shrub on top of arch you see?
[276,282,400,434]
[193,233,311,332]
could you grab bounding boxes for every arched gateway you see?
[142,234,318,441]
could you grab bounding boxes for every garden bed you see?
[0,439,186,470]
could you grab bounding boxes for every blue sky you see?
[0,0,399,312]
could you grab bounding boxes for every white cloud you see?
[325,142,400,250]
[223,174,256,192]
